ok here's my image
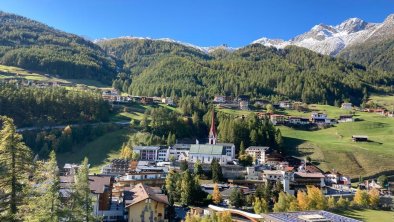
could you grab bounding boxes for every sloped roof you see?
[190,144,226,155]
[125,183,169,207]
[89,175,112,194]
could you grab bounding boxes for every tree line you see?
[0,84,110,127]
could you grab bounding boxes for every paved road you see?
[16,121,130,132]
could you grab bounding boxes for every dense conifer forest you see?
[0,12,117,83]
[99,39,394,105]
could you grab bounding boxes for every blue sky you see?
[1,0,393,47]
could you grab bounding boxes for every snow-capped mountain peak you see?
[336,18,367,33]
[252,14,394,56]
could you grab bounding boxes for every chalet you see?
[262,170,285,182]
[89,175,113,214]
[101,159,131,175]
[124,183,169,222]
[213,95,226,103]
[352,135,368,142]
[161,97,175,106]
[270,114,286,125]
[324,170,351,189]
[102,89,120,102]
[117,169,166,187]
[338,114,354,123]
[237,95,250,102]
[279,101,292,109]
[310,112,333,125]
[341,102,353,110]
[291,172,325,192]
[245,146,270,164]
[288,116,310,125]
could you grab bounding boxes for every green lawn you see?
[217,104,394,178]
[370,94,394,110]
[280,106,394,178]
[57,128,131,173]
[334,209,394,222]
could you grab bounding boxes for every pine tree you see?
[229,188,244,208]
[68,158,95,222]
[210,158,223,183]
[239,141,245,156]
[275,128,283,153]
[180,160,189,172]
[181,171,192,206]
[24,150,62,221]
[194,160,203,176]
[0,116,32,221]
[165,169,177,205]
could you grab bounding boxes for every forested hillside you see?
[0,84,110,127]
[100,38,394,105]
[0,11,117,83]
[339,38,394,73]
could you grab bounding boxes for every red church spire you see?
[209,109,217,144]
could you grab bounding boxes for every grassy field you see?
[369,94,394,110]
[0,64,111,89]
[217,103,394,178]
[57,128,131,173]
[334,209,394,222]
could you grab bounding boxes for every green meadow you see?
[218,103,394,178]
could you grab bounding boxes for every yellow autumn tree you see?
[212,183,222,205]
[297,191,309,210]
[327,196,336,209]
[368,188,380,209]
[307,186,327,210]
[217,211,232,222]
[120,143,133,159]
[353,189,369,207]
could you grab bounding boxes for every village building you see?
[270,114,286,125]
[188,111,235,164]
[213,95,226,103]
[133,146,161,161]
[124,183,169,222]
[310,112,333,125]
[101,159,131,175]
[287,116,310,125]
[161,97,175,106]
[338,114,354,123]
[341,102,353,110]
[324,170,351,189]
[245,146,270,164]
[261,170,285,183]
[352,135,368,142]
[279,100,292,109]
[117,168,167,187]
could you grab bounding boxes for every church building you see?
[189,110,235,165]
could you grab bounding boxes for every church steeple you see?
[209,109,217,145]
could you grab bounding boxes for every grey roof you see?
[190,144,226,155]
